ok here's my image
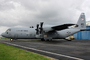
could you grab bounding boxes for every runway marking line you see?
[4,42,84,60]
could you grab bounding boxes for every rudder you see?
[77,13,86,29]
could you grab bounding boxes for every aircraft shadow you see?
[37,40,68,44]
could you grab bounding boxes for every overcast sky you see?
[0,0,90,35]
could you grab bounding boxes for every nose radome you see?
[1,33,5,37]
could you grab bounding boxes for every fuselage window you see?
[24,30,28,32]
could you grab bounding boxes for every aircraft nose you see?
[1,33,5,37]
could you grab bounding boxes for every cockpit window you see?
[6,29,11,32]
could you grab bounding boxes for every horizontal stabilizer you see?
[80,29,90,31]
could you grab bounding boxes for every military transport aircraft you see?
[1,13,87,41]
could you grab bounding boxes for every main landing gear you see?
[10,39,13,42]
[41,38,52,41]
[10,39,17,42]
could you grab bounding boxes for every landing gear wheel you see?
[47,39,52,41]
[41,38,45,41]
[10,39,13,42]
[49,39,52,41]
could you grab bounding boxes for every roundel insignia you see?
[81,18,84,20]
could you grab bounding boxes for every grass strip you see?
[0,43,51,60]
[18,39,41,40]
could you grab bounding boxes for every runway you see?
[0,39,90,60]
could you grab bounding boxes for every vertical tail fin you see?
[77,13,86,29]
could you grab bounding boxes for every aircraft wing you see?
[51,24,75,30]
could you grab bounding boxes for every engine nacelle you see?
[36,34,44,38]
[43,27,53,32]
[35,35,41,38]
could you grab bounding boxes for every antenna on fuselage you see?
[30,26,34,28]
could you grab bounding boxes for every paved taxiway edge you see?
[3,42,84,60]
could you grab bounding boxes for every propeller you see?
[40,22,44,34]
[35,24,39,35]
[35,22,44,35]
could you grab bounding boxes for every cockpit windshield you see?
[6,29,11,32]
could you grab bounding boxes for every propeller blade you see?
[37,24,39,29]
[40,22,44,34]
[36,24,39,35]
[40,22,43,28]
